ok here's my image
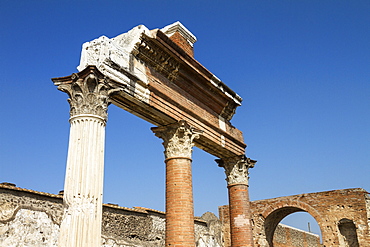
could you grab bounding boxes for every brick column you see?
[152,120,202,247]
[54,71,120,247]
[217,155,256,247]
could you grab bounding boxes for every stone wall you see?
[0,184,222,247]
[273,224,321,247]
[3,184,368,247]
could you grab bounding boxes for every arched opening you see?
[279,212,322,244]
[338,218,359,247]
[264,207,322,247]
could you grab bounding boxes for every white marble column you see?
[56,73,120,247]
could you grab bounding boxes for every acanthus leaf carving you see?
[216,155,256,186]
[58,73,122,120]
[152,120,202,159]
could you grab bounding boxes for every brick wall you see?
[168,31,194,57]
[221,188,370,247]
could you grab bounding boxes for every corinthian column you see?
[217,155,256,247]
[55,71,120,247]
[152,120,202,247]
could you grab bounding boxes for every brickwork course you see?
[165,158,195,247]
[228,184,254,247]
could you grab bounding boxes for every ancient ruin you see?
[1,183,370,246]
[51,22,255,247]
[1,21,369,247]
[220,188,370,246]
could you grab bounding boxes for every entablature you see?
[53,22,247,158]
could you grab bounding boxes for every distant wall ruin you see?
[2,184,368,246]
[0,184,222,247]
[220,188,370,247]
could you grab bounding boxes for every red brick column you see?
[217,155,256,247]
[152,120,202,247]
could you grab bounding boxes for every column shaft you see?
[228,184,254,247]
[165,157,195,247]
[217,156,256,247]
[54,70,120,247]
[152,120,202,247]
[58,115,106,247]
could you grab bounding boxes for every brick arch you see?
[219,189,370,247]
[261,200,323,246]
[261,199,322,220]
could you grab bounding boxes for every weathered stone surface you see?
[0,186,64,225]
[0,201,17,222]
[0,185,222,247]
[0,209,59,246]
[273,224,321,247]
[77,25,151,104]
[197,212,223,247]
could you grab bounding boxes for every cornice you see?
[152,29,242,107]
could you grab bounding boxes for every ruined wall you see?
[3,184,369,247]
[220,188,370,247]
[0,184,222,247]
[273,224,321,247]
[219,206,321,247]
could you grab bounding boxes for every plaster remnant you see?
[0,202,17,222]
[219,116,226,131]
[0,209,59,247]
[220,135,226,147]
[234,214,250,227]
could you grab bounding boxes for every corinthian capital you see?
[152,120,203,159]
[57,72,121,120]
[216,155,256,186]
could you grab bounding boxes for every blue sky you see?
[1,0,369,236]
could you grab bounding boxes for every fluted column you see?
[152,120,202,247]
[217,155,256,247]
[56,73,120,247]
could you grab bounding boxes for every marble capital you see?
[57,73,121,121]
[216,155,256,186]
[152,120,202,159]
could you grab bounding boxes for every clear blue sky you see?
[1,0,369,236]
